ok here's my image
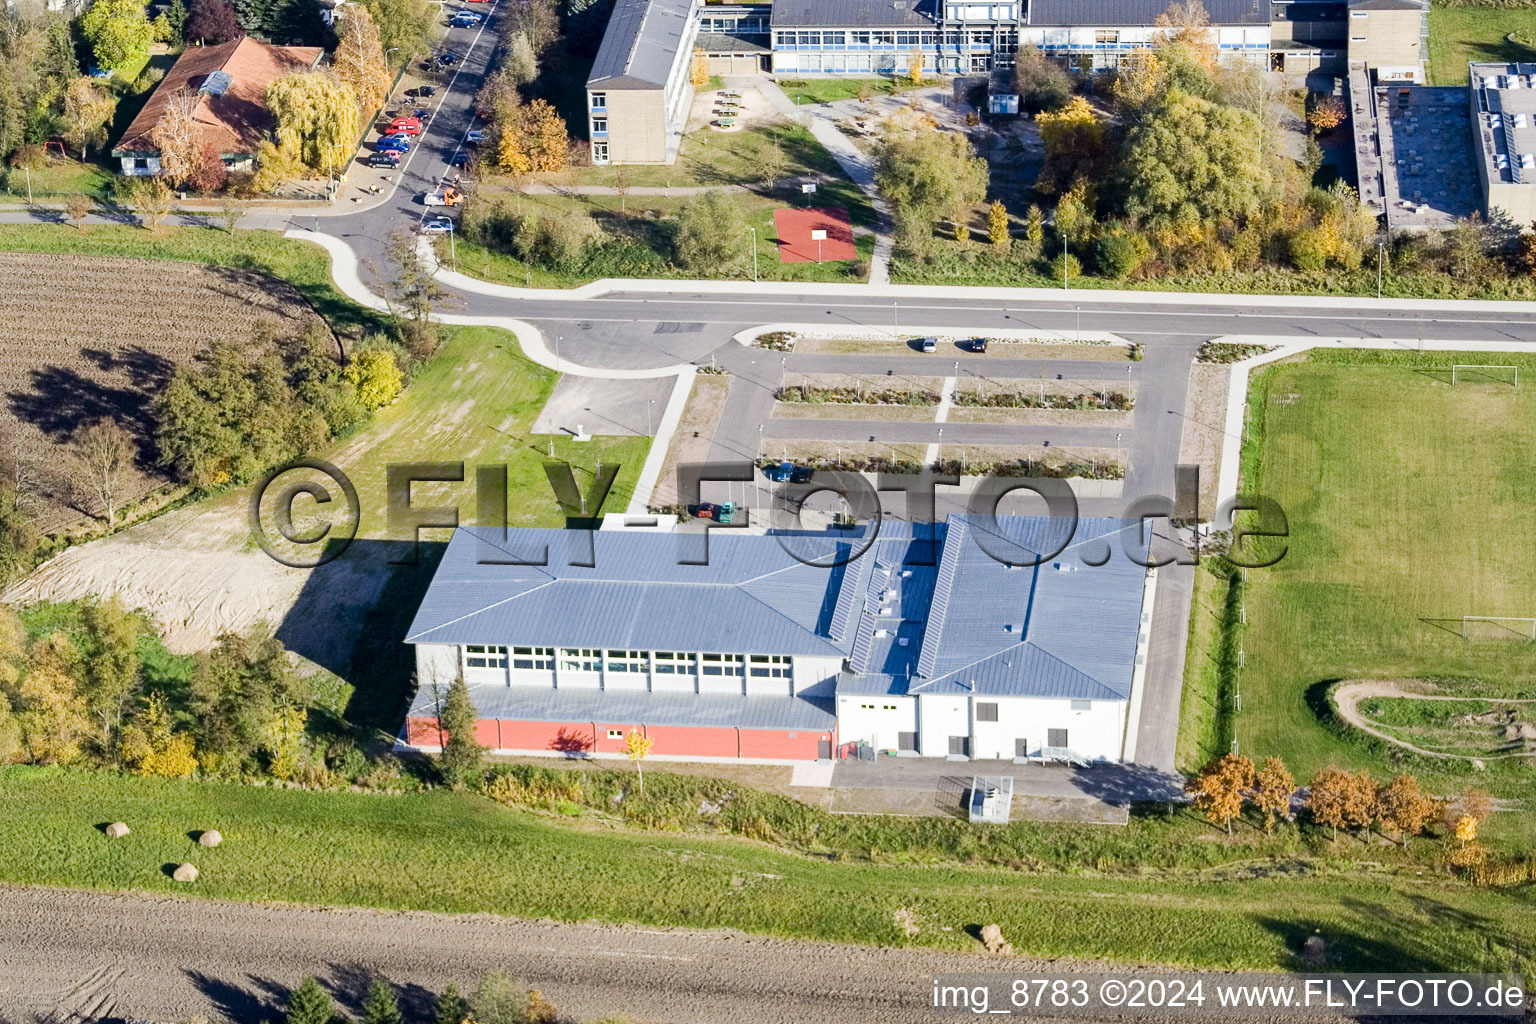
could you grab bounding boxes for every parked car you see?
[366,152,402,168]
[762,461,813,484]
[376,137,411,153]
[918,336,938,353]
[422,186,463,207]
[419,216,455,234]
[464,128,486,145]
[967,337,988,353]
[449,10,482,25]
[695,501,735,524]
[447,150,470,167]
[436,52,461,67]
[386,117,422,135]
[405,86,437,99]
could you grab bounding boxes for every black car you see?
[447,150,470,167]
[367,152,401,168]
[437,51,461,66]
[968,337,988,353]
[406,85,437,98]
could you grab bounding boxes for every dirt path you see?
[0,884,1131,1024]
[1332,679,1536,761]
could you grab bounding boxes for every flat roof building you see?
[585,0,701,164]
[1471,62,1536,225]
[401,516,1157,765]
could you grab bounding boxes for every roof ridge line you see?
[403,577,557,642]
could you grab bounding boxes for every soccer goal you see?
[1451,364,1520,387]
[1459,616,1536,643]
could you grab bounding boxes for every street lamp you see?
[555,334,562,372]
[447,219,456,270]
[1377,241,1386,299]
[749,226,758,283]
[385,46,399,69]
[1075,305,1081,344]
[647,398,655,435]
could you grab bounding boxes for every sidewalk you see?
[742,76,894,285]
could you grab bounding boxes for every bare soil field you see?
[1176,363,1231,520]
[772,402,935,422]
[947,406,1133,427]
[0,253,326,531]
[651,372,731,508]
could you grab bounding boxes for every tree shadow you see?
[185,969,290,1024]
[1067,763,1186,805]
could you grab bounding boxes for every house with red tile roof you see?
[112,37,322,176]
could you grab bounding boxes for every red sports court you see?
[773,206,856,263]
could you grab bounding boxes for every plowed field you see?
[0,252,327,531]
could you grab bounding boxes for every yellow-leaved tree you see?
[266,71,361,173]
[1034,96,1104,193]
[623,728,652,793]
[689,48,709,87]
[987,199,1009,250]
[494,99,567,173]
[344,348,404,409]
[1185,753,1255,833]
[333,5,391,115]
[120,692,197,778]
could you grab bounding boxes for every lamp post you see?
[750,226,758,282]
[1075,305,1081,344]
[555,334,562,372]
[647,398,655,435]
[1377,241,1385,299]
[892,301,898,338]
[385,46,399,70]
[448,220,456,270]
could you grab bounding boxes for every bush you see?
[1048,251,1082,282]
[1287,227,1327,273]
[1094,231,1151,279]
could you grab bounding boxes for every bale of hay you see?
[198,830,223,847]
[172,863,199,883]
[105,822,130,838]
[980,924,1013,955]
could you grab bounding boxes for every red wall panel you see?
[594,722,642,754]
[643,725,739,758]
[496,719,593,754]
[738,728,828,760]
[405,717,441,747]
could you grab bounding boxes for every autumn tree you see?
[623,727,652,793]
[1375,773,1436,846]
[187,139,229,194]
[1307,765,1375,841]
[333,5,390,115]
[66,194,92,231]
[906,48,924,86]
[674,189,746,272]
[78,596,143,749]
[1453,814,1478,849]
[61,77,115,159]
[383,228,446,357]
[987,199,1009,250]
[1154,0,1216,72]
[1518,223,1536,277]
[81,0,154,75]
[128,176,173,232]
[506,33,538,86]
[186,0,243,43]
[15,633,91,764]
[437,672,484,789]
[266,71,361,173]
[1034,96,1105,194]
[69,418,133,529]
[151,87,204,188]
[343,348,403,409]
[119,692,196,777]
[1185,753,1255,833]
[1013,44,1071,113]
[358,0,434,61]
[759,140,788,191]
[187,625,309,768]
[1253,756,1295,834]
[1113,50,1168,120]
[493,99,567,174]
[251,139,307,194]
[1307,95,1346,133]
[1444,787,1492,831]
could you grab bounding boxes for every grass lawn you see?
[2,764,1533,972]
[1427,4,1536,85]
[0,224,388,337]
[452,192,874,287]
[1191,349,1536,801]
[777,77,929,106]
[0,158,116,202]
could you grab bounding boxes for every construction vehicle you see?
[422,186,463,207]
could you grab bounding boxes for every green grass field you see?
[546,120,854,190]
[2,765,1532,972]
[450,192,874,288]
[1192,349,1536,799]
[777,77,929,106]
[1428,4,1536,85]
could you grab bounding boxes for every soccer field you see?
[1205,349,1536,793]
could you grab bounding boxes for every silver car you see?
[419,216,455,234]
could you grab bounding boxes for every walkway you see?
[743,76,894,284]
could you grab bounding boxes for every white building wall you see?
[415,643,460,695]
[916,695,970,756]
[792,655,843,697]
[837,695,917,750]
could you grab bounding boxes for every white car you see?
[419,216,455,234]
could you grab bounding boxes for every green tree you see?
[875,128,987,256]
[1093,229,1150,279]
[987,199,1009,250]
[437,673,484,789]
[674,189,747,273]
[266,72,361,173]
[1118,88,1273,228]
[285,977,336,1024]
[507,32,538,86]
[470,969,527,1024]
[363,978,404,1024]
[0,692,21,764]
[343,348,403,409]
[81,0,154,75]
[1034,96,1105,194]
[78,596,142,748]
[358,0,434,62]
[188,626,310,767]
[61,77,115,159]
[434,984,468,1024]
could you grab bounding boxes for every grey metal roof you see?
[1027,0,1266,26]
[408,515,1146,704]
[406,526,849,656]
[695,31,770,53]
[409,684,835,732]
[587,0,697,90]
[770,0,936,29]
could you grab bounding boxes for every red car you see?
[387,117,422,135]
